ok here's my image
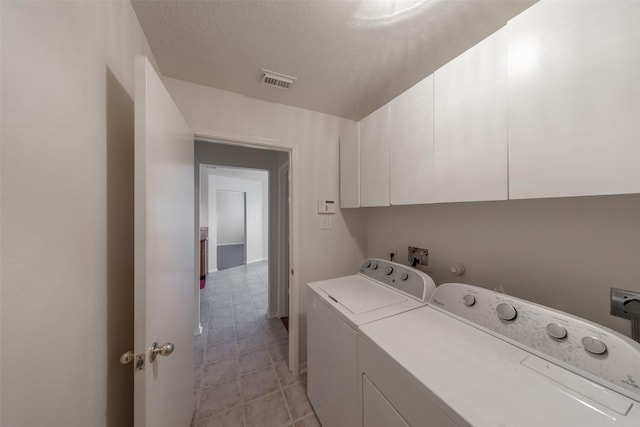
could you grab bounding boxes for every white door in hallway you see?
[134,55,195,426]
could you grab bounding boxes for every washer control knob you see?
[384,266,393,275]
[546,323,567,340]
[400,272,409,281]
[462,295,476,306]
[496,303,517,321]
[371,263,378,270]
[582,336,607,355]
[364,261,371,269]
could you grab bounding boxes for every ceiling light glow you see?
[350,0,439,29]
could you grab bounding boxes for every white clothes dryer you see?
[307,259,436,427]
[359,283,640,427]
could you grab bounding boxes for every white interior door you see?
[134,56,195,427]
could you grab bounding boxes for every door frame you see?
[194,131,300,376]
[277,161,290,318]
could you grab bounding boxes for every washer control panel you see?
[359,259,435,303]
[430,283,640,402]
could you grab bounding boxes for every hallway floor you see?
[194,261,320,427]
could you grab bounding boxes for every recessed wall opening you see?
[193,139,293,418]
[216,189,247,270]
[201,166,269,272]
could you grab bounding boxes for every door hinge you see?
[120,351,145,370]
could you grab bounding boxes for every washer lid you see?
[319,278,406,314]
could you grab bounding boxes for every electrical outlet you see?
[389,246,397,261]
[320,217,332,230]
[408,246,428,267]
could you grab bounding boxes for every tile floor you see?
[194,261,320,427]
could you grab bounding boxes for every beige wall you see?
[166,78,368,366]
[366,195,640,337]
[1,1,157,426]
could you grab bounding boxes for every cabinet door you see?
[340,121,360,208]
[508,1,640,199]
[389,75,435,205]
[360,104,390,207]
[434,28,508,203]
[362,375,410,427]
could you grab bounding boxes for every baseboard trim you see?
[266,311,278,319]
[299,362,307,375]
[207,268,218,273]
[193,323,203,337]
[247,258,268,265]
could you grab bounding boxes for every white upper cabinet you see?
[434,28,508,203]
[340,121,360,208]
[389,75,435,205]
[508,1,640,199]
[360,103,391,207]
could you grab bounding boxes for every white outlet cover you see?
[320,217,332,230]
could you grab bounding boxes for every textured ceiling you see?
[132,0,536,120]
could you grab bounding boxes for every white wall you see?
[214,191,245,245]
[208,172,269,270]
[199,166,209,228]
[366,195,640,337]
[1,1,157,426]
[216,190,246,245]
[170,80,369,366]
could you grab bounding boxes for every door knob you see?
[149,342,175,363]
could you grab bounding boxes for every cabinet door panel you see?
[508,1,640,199]
[434,29,508,203]
[362,375,410,427]
[360,104,390,207]
[307,293,358,427]
[389,75,435,205]
[340,121,360,208]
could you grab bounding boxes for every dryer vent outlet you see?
[408,246,428,268]
[261,69,297,89]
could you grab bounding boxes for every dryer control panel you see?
[430,283,640,403]
[358,259,435,303]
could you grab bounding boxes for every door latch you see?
[120,351,145,370]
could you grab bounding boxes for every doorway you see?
[194,142,290,325]
[216,190,246,270]
[193,139,297,363]
[193,140,300,422]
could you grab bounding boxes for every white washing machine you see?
[307,258,436,427]
[359,283,640,427]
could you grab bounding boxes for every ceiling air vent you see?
[261,69,297,90]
